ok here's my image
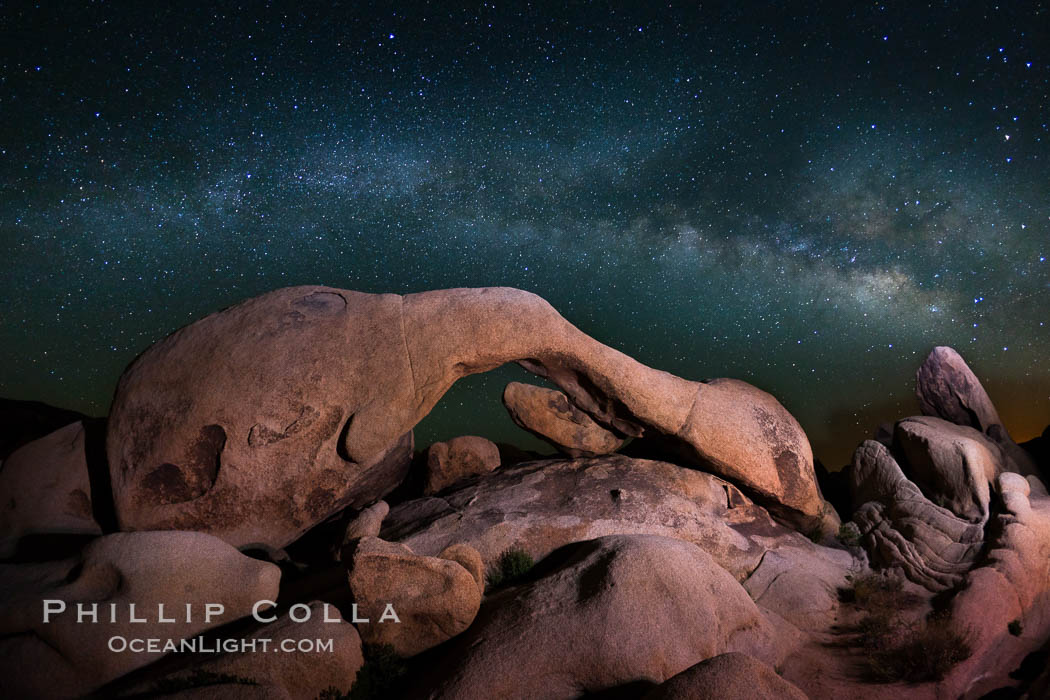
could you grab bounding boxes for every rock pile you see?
[413,534,785,699]
[845,348,1045,594]
[4,288,1049,699]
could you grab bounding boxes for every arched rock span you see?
[107,286,837,548]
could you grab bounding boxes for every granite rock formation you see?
[106,286,836,549]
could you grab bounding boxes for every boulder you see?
[424,435,500,495]
[132,602,364,700]
[677,377,839,536]
[916,346,1003,435]
[849,440,984,591]
[415,534,783,699]
[915,346,1038,477]
[381,455,794,581]
[0,421,102,558]
[344,537,481,657]
[743,543,853,631]
[502,381,623,457]
[0,398,87,461]
[893,416,1000,522]
[0,531,281,699]
[342,500,389,544]
[107,286,835,549]
[438,543,485,596]
[643,652,808,700]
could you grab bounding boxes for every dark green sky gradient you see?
[2,1,1048,468]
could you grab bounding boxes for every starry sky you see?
[2,1,1048,468]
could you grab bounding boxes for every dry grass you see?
[863,613,973,683]
[840,572,972,683]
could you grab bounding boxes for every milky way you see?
[2,2,1047,466]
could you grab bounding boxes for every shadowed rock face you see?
[108,285,833,548]
[0,421,102,557]
[113,602,364,700]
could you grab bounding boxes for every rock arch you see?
[107,285,836,548]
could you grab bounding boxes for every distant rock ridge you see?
[105,285,837,548]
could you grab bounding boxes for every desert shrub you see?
[838,521,862,547]
[854,606,897,649]
[864,614,973,683]
[486,547,534,588]
[839,571,902,606]
[347,644,408,700]
[839,570,970,682]
[1009,619,1024,637]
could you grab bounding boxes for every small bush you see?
[839,571,902,606]
[1009,619,1023,637]
[486,547,534,588]
[840,570,970,682]
[864,614,973,683]
[348,644,408,700]
[838,522,862,547]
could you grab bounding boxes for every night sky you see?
[2,1,1048,468]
